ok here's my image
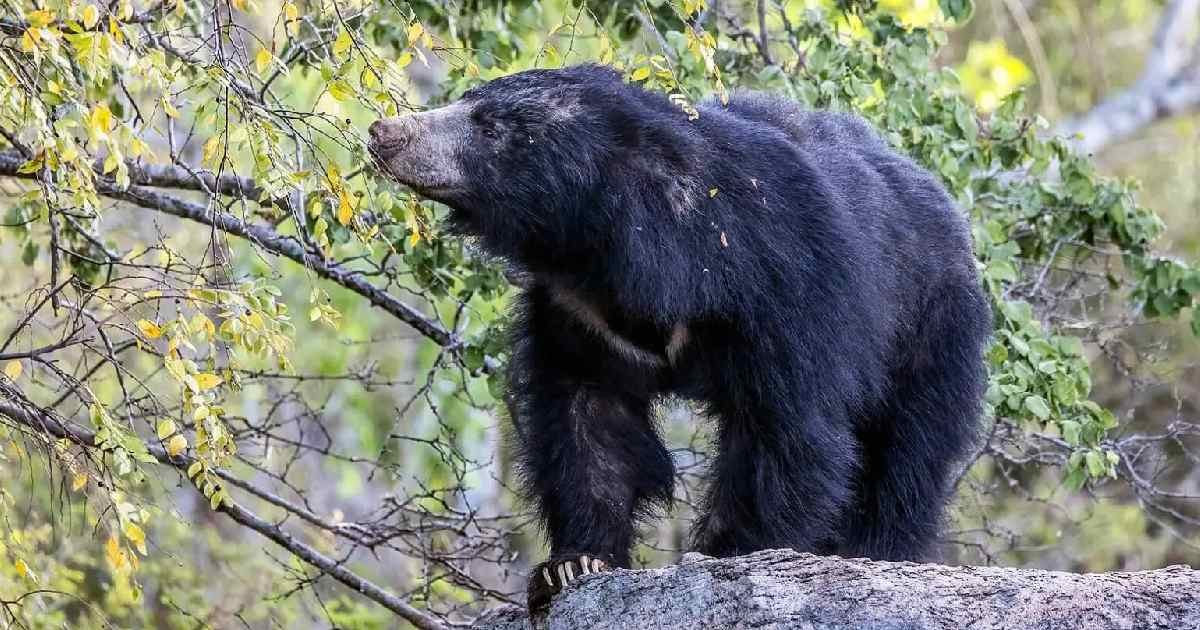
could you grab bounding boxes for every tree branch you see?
[0,150,457,349]
[475,549,1200,629]
[0,396,451,630]
[1057,0,1200,153]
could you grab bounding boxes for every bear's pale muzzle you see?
[368,102,471,200]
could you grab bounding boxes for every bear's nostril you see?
[369,119,414,154]
[369,120,389,142]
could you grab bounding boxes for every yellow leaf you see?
[333,30,352,56]
[406,21,424,46]
[72,472,88,491]
[4,360,22,381]
[202,136,221,166]
[337,192,353,225]
[165,434,187,457]
[194,373,222,391]
[284,0,299,31]
[26,9,55,27]
[162,96,180,119]
[231,0,245,11]
[124,523,147,555]
[109,16,124,43]
[255,46,271,73]
[137,319,162,339]
[105,534,126,571]
[82,4,99,28]
[631,66,651,81]
[14,558,35,582]
[362,68,378,89]
[90,104,113,137]
[156,419,177,439]
[191,313,215,337]
[396,51,413,69]
[409,228,420,247]
[328,79,353,102]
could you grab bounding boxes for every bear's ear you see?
[662,174,701,216]
[614,118,701,215]
[542,87,586,120]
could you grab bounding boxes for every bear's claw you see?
[527,553,612,612]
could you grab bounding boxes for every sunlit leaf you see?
[14,558,36,582]
[137,319,163,339]
[124,523,148,555]
[255,46,272,73]
[333,29,352,56]
[194,373,223,391]
[329,80,354,102]
[82,4,99,28]
[3,360,22,381]
[407,21,424,46]
[165,434,187,457]
[156,419,177,439]
[105,534,127,571]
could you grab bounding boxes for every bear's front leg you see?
[509,289,674,612]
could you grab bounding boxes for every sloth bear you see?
[369,64,991,611]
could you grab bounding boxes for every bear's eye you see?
[480,126,498,139]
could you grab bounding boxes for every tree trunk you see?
[472,549,1199,629]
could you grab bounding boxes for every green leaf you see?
[1023,395,1050,420]
[1084,451,1105,477]
[1060,420,1081,446]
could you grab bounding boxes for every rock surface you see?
[472,549,1199,629]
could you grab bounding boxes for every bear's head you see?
[369,64,699,267]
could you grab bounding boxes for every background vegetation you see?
[1,0,1198,627]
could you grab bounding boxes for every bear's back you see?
[702,91,977,319]
[714,91,884,152]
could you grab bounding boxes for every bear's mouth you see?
[368,149,460,199]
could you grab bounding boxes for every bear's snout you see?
[369,103,471,201]
[368,117,415,156]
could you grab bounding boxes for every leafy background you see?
[0,0,1198,627]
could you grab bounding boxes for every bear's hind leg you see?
[839,284,988,561]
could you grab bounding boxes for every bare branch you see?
[1057,0,1200,153]
[0,150,458,349]
[0,396,452,630]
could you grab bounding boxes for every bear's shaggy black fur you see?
[369,64,991,609]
